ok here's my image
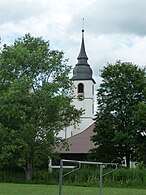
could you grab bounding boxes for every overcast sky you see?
[1,0,146,88]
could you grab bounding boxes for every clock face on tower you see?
[77,94,84,101]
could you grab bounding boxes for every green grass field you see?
[0,183,146,195]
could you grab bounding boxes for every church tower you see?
[71,29,96,136]
[58,28,95,139]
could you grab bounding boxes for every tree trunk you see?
[125,151,130,168]
[25,158,32,181]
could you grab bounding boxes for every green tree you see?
[134,83,146,166]
[0,34,81,180]
[91,61,145,167]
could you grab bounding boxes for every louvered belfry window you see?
[78,83,84,93]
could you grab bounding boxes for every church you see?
[57,29,96,160]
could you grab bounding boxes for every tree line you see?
[0,34,145,181]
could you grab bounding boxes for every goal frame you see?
[59,159,117,195]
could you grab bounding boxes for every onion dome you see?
[73,30,95,83]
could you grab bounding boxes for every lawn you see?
[0,183,146,195]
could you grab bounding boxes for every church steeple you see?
[77,29,88,65]
[73,27,95,83]
[58,22,96,138]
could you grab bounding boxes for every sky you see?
[1,0,146,89]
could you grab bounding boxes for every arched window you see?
[78,83,84,93]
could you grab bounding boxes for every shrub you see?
[0,166,146,188]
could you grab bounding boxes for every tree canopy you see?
[91,60,145,167]
[0,34,82,180]
[133,81,146,166]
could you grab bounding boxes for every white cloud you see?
[0,0,146,90]
[0,0,47,25]
[69,0,146,36]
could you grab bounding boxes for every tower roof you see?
[73,29,95,83]
[77,29,88,64]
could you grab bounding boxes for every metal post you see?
[99,164,103,195]
[59,159,63,195]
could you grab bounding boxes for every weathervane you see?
[82,18,84,31]
[82,18,84,37]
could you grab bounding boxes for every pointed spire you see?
[77,19,88,65]
[73,20,95,83]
